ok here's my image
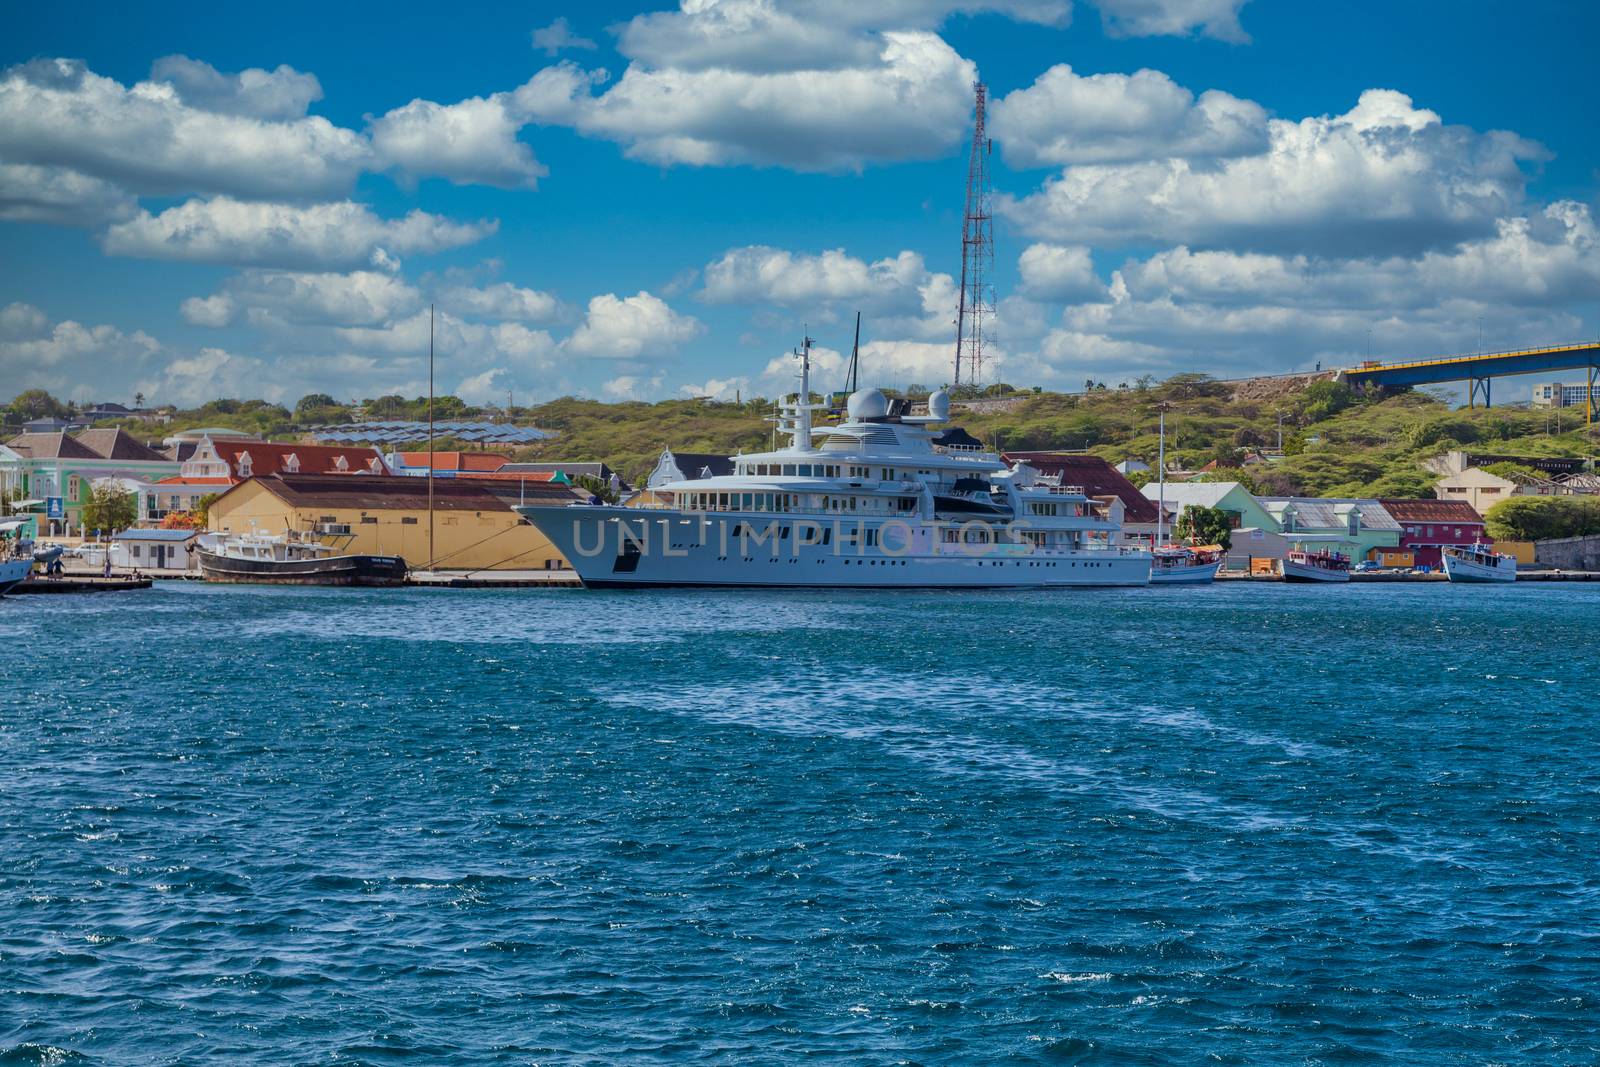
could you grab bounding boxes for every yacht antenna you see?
[846,311,861,394]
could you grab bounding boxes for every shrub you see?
[1484,496,1600,541]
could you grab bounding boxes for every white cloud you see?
[0,162,138,226]
[532,17,598,56]
[101,197,496,269]
[180,294,238,327]
[0,302,50,341]
[0,315,158,373]
[520,32,975,171]
[1094,0,1251,42]
[0,58,370,201]
[1003,89,1543,256]
[1017,243,1109,302]
[443,281,564,322]
[204,270,422,327]
[565,291,704,359]
[136,346,283,407]
[702,246,930,312]
[369,92,548,189]
[604,373,667,400]
[991,64,1267,167]
[149,54,323,120]
[677,375,749,401]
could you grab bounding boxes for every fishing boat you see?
[1442,543,1516,583]
[196,531,406,586]
[1281,548,1351,583]
[1151,544,1225,584]
[1148,407,1221,585]
[517,338,1151,589]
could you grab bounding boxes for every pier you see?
[11,575,154,594]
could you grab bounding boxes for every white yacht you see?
[517,341,1151,589]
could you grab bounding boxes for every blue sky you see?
[2,0,1596,408]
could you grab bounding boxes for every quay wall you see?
[1534,534,1600,571]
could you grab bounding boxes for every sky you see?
[1,0,1597,410]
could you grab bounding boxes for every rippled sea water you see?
[3,581,1598,1064]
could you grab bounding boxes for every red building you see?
[1377,499,1489,568]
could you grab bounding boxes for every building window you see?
[361,516,378,524]
[401,517,418,525]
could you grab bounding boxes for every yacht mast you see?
[1156,405,1166,546]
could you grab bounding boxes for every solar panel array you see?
[312,421,555,445]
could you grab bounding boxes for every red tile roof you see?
[453,470,564,483]
[212,440,390,478]
[396,451,510,472]
[1003,452,1160,524]
[224,473,580,511]
[1377,498,1486,524]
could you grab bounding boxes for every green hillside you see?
[10,377,1596,493]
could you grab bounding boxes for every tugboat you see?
[196,531,406,586]
[1442,543,1516,583]
[1281,547,1351,583]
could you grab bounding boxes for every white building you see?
[1531,382,1600,408]
[109,528,202,573]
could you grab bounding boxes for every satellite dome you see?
[846,387,889,420]
[926,389,951,421]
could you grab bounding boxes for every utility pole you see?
[953,82,993,389]
[427,303,435,573]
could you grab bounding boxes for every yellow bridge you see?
[1342,340,1600,421]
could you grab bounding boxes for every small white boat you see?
[1281,549,1351,583]
[1150,544,1224,584]
[1442,543,1516,583]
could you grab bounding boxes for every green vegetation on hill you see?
[1485,496,1600,541]
[8,377,1596,493]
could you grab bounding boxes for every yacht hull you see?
[0,558,33,597]
[518,505,1151,589]
[1442,552,1516,583]
[197,549,407,586]
[1150,560,1223,584]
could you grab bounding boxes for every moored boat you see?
[196,532,406,586]
[517,337,1151,589]
[1281,549,1351,583]
[1150,544,1224,584]
[0,519,37,596]
[1442,543,1516,583]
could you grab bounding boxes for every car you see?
[1352,560,1382,572]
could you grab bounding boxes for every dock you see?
[11,575,154,594]
[1217,569,1600,584]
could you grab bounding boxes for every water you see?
[3,582,1597,1064]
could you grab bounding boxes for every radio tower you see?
[953,81,993,388]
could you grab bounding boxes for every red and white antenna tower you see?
[953,81,993,388]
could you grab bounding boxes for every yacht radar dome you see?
[846,388,889,420]
[926,389,951,421]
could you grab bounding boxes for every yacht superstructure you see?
[518,341,1151,589]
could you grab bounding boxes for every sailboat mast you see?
[1156,407,1166,547]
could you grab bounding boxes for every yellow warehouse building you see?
[207,473,583,571]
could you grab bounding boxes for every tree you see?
[9,389,68,422]
[1480,461,1543,482]
[134,392,146,409]
[195,492,221,528]
[1176,504,1233,550]
[573,473,620,504]
[295,393,338,418]
[81,483,137,535]
[1298,380,1355,422]
[1484,496,1600,541]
